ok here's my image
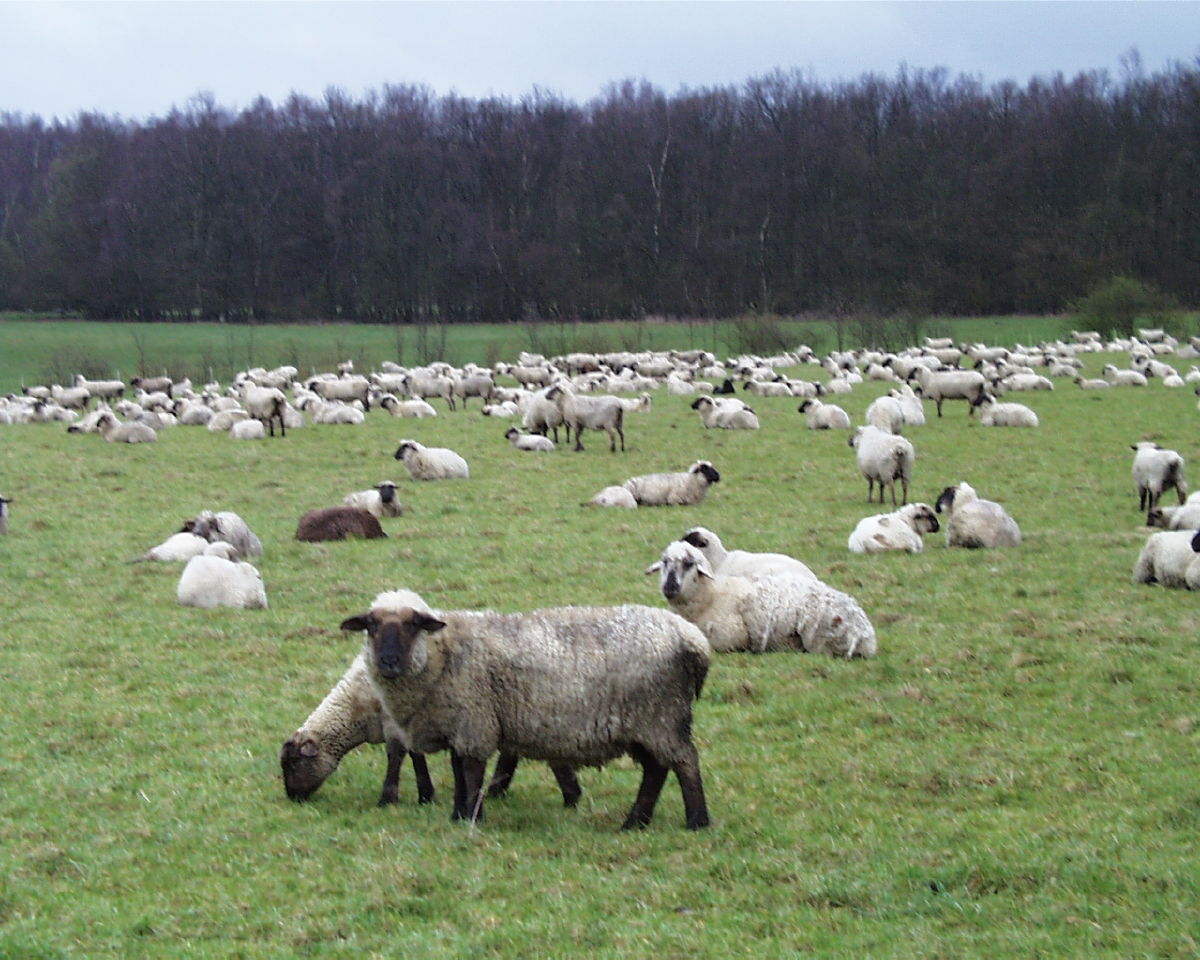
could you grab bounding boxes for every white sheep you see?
[622,460,720,506]
[394,439,470,480]
[1131,442,1188,522]
[676,526,816,581]
[139,531,211,562]
[849,425,914,506]
[521,386,568,443]
[380,395,438,418]
[207,408,250,432]
[797,398,851,430]
[690,395,760,430]
[935,482,1021,548]
[1103,364,1148,387]
[229,419,266,440]
[972,394,1040,427]
[176,553,267,609]
[0,495,10,536]
[1133,530,1200,589]
[863,395,905,433]
[544,385,626,452]
[847,503,940,554]
[504,427,555,452]
[238,381,289,436]
[887,384,927,426]
[585,485,638,509]
[647,541,876,658]
[186,510,264,558]
[93,410,157,444]
[345,601,712,829]
[343,481,404,519]
[912,367,987,417]
[1147,492,1200,531]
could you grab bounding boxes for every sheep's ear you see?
[340,613,372,632]
[644,560,662,575]
[831,615,843,628]
[411,612,447,634]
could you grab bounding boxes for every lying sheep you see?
[505,427,555,452]
[973,394,1040,427]
[798,398,852,430]
[935,482,1021,548]
[888,384,927,426]
[344,602,712,829]
[380,395,438,418]
[394,440,470,480]
[691,396,760,430]
[1132,530,1200,589]
[849,426,914,506]
[647,541,876,658]
[623,460,720,506]
[1147,492,1200,531]
[677,526,816,581]
[186,510,263,558]
[584,485,638,509]
[296,506,387,542]
[1131,442,1188,522]
[229,419,266,440]
[138,531,211,562]
[847,503,940,554]
[343,482,404,519]
[95,410,157,444]
[176,553,267,609]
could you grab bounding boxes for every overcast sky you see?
[2,1,1198,122]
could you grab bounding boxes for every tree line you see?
[1,60,1198,323]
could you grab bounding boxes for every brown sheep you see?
[295,507,387,542]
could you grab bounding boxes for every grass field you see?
[2,330,1200,957]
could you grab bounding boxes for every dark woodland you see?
[1,62,1198,322]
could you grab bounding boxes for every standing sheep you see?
[545,385,625,452]
[623,461,720,506]
[176,553,268,609]
[912,367,987,417]
[849,426,914,506]
[847,503,940,554]
[344,602,712,829]
[343,482,404,519]
[296,507,387,542]
[1131,442,1187,523]
[935,482,1021,548]
[394,440,470,480]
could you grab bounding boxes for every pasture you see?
[1,340,1200,957]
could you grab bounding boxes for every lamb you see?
[544,385,625,452]
[912,367,987,417]
[1131,442,1188,522]
[1132,530,1200,589]
[935,482,1021,548]
[676,526,816,581]
[95,410,157,444]
[176,553,267,609]
[847,503,940,554]
[1074,375,1110,390]
[505,427,555,452]
[344,601,711,828]
[972,394,1040,427]
[185,510,264,558]
[394,440,470,480]
[622,460,720,506]
[1147,492,1200,531]
[797,398,851,430]
[343,481,404,519]
[585,485,639,509]
[849,426,914,506]
[296,506,387,542]
[691,395,760,430]
[647,541,876,659]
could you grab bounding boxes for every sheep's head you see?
[798,399,814,414]
[394,440,420,461]
[690,397,711,411]
[342,607,445,681]
[690,461,720,485]
[377,481,399,504]
[645,541,714,602]
[904,503,940,535]
[935,486,959,514]
[280,732,340,801]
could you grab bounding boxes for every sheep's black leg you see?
[486,752,520,798]
[673,745,710,830]
[551,764,582,808]
[410,751,435,804]
[378,739,404,806]
[622,744,669,830]
[458,755,488,823]
[450,750,469,821]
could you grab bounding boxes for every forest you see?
[1,59,1198,323]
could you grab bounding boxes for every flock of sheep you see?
[4,323,1199,829]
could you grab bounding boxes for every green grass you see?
[2,341,1200,956]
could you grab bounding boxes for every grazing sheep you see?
[343,481,404,519]
[505,427,555,452]
[798,398,852,430]
[847,503,940,554]
[344,602,712,829]
[545,385,625,452]
[296,507,387,542]
[0,495,9,536]
[1132,530,1200,589]
[935,482,1021,548]
[647,541,876,658]
[973,394,1040,427]
[1147,492,1200,531]
[394,440,470,480]
[690,395,760,430]
[95,411,157,444]
[912,367,987,417]
[849,426,914,506]
[380,395,438,418]
[585,485,638,509]
[1131,442,1188,522]
[176,553,267,609]
[186,510,263,558]
[677,526,816,581]
[622,461,720,507]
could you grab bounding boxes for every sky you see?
[1,1,1199,122]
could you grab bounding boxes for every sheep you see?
[139,531,211,562]
[676,526,816,582]
[343,601,711,829]
[972,394,1040,427]
[343,481,404,519]
[691,395,760,430]
[863,395,905,434]
[615,392,654,414]
[207,408,250,432]
[308,374,372,410]
[622,460,720,507]
[849,426,914,506]
[647,541,876,659]
[911,367,987,417]
[401,371,456,410]
[1147,492,1200,531]
[176,553,267,609]
[229,419,266,440]
[1131,442,1188,522]
[847,503,940,554]
[545,385,625,452]
[394,440,470,480]
[1132,530,1200,589]
[0,495,9,536]
[95,410,157,444]
[521,387,568,443]
[296,507,387,542]
[185,510,263,558]
[585,485,639,508]
[51,384,92,411]
[935,482,1021,548]
[505,427,555,452]
[74,375,125,401]
[238,381,288,437]
[1074,375,1110,389]
[452,374,496,409]
[797,398,851,430]
[888,384,927,426]
[1103,364,1148,387]
[379,395,438,418]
